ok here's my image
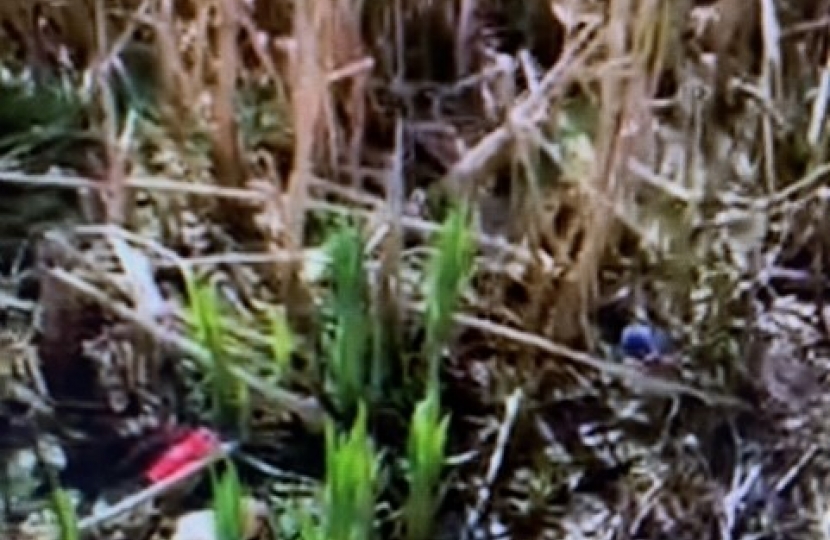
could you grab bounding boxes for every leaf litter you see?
[0,0,829,539]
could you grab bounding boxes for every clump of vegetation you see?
[210,462,246,540]
[3,1,830,539]
[321,404,381,540]
[52,486,79,540]
[423,204,475,391]
[403,388,449,540]
[268,306,295,382]
[184,274,250,434]
[325,225,374,415]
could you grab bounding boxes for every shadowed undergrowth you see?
[1,1,830,539]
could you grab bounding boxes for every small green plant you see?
[184,274,249,432]
[403,387,450,540]
[211,461,246,540]
[323,403,381,540]
[270,496,323,540]
[326,226,373,414]
[424,204,475,390]
[38,449,77,540]
[52,486,79,540]
[269,306,295,379]
[298,511,325,540]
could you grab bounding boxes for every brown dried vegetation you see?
[2,0,830,539]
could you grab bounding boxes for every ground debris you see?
[2,0,830,539]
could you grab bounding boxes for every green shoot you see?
[326,225,372,414]
[404,387,450,540]
[52,487,79,540]
[210,461,246,540]
[38,445,77,540]
[270,496,323,540]
[323,403,380,540]
[184,274,248,432]
[298,511,326,540]
[269,306,295,378]
[424,204,475,391]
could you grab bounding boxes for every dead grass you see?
[3,0,830,538]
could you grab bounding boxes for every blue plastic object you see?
[618,323,672,362]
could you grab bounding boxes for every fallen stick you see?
[78,441,238,532]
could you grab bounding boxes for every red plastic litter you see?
[144,427,220,483]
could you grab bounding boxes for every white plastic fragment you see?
[171,497,268,540]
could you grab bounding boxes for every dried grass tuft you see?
[4,0,830,539]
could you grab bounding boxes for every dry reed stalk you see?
[456,0,477,78]
[286,0,327,248]
[277,0,344,329]
[212,0,245,186]
[152,0,193,143]
[550,0,671,344]
[332,0,371,190]
[91,0,147,225]
[445,22,599,199]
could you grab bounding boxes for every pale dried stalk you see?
[553,0,669,343]
[78,441,239,532]
[445,22,600,197]
[436,306,747,408]
[286,0,329,249]
[212,0,247,190]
